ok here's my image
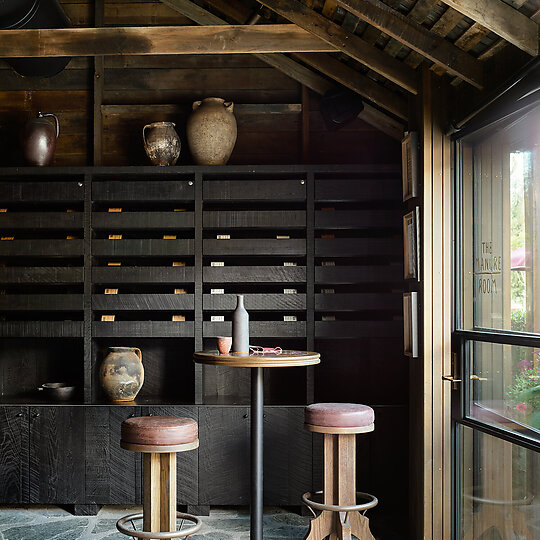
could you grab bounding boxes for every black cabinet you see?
[0,406,28,503]
[0,406,85,504]
[85,406,142,504]
[199,406,250,505]
[199,406,312,506]
[28,407,86,504]
[0,165,405,511]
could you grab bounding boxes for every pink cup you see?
[217,336,232,355]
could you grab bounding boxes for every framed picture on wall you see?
[402,131,419,201]
[403,210,418,280]
[403,291,418,358]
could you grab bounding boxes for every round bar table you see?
[193,350,320,540]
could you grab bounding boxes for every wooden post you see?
[302,85,310,163]
[160,453,177,532]
[93,0,104,165]
[143,453,161,537]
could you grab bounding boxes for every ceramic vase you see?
[143,122,181,166]
[186,97,237,165]
[100,346,144,402]
[232,295,249,354]
[22,112,59,166]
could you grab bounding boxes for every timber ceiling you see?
[160,0,540,124]
[0,0,538,130]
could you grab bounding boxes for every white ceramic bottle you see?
[232,294,249,354]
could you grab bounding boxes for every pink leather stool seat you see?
[305,403,374,430]
[121,416,198,446]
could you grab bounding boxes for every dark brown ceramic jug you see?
[22,112,59,166]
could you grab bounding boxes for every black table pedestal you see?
[251,367,264,540]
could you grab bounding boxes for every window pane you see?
[460,105,540,332]
[468,341,540,441]
[459,425,540,539]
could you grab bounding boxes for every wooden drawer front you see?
[204,179,305,201]
[92,180,194,201]
[0,181,84,202]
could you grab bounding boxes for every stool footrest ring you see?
[302,490,378,514]
[117,512,202,539]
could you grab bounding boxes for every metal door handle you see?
[442,375,462,382]
[470,375,488,381]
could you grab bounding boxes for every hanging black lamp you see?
[0,0,72,78]
[320,88,364,131]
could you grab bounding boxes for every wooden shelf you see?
[315,320,402,338]
[92,180,195,201]
[204,266,305,283]
[92,321,195,337]
[93,266,194,283]
[204,210,305,229]
[315,293,401,311]
[203,293,306,311]
[204,239,305,256]
[93,211,194,230]
[0,267,83,284]
[315,178,400,202]
[0,212,84,230]
[315,238,401,257]
[203,321,306,338]
[315,210,400,230]
[0,240,84,257]
[0,321,83,338]
[92,239,194,257]
[203,179,306,201]
[315,265,402,284]
[92,294,194,311]
[0,295,84,311]
[0,181,84,202]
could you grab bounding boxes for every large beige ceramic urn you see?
[100,346,144,402]
[186,97,237,165]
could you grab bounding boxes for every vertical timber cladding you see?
[420,67,453,540]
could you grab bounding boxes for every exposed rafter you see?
[293,53,408,119]
[160,0,405,136]
[439,0,538,56]
[256,0,419,94]
[336,0,483,88]
[0,25,337,58]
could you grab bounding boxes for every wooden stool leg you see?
[143,453,161,537]
[160,452,177,532]
[349,512,376,540]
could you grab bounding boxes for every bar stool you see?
[302,403,378,540]
[117,416,202,539]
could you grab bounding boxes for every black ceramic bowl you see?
[39,382,76,402]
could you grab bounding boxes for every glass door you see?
[453,104,540,539]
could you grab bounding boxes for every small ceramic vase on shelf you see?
[186,97,237,165]
[143,121,181,166]
[232,295,249,354]
[100,346,144,402]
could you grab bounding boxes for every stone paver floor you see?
[0,506,310,540]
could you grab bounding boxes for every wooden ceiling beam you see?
[160,0,332,95]
[161,0,405,135]
[439,0,538,56]
[337,0,483,88]
[256,0,419,94]
[293,52,408,119]
[0,25,338,58]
